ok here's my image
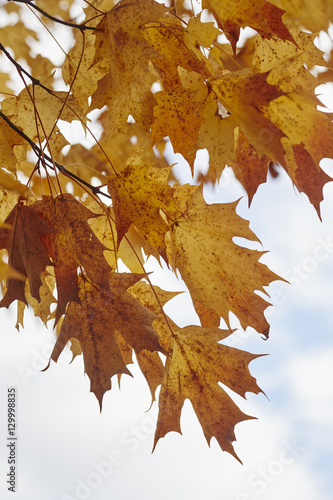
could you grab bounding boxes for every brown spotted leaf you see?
[203,0,295,53]
[166,187,281,336]
[90,0,167,135]
[154,326,263,461]
[129,281,181,401]
[108,160,178,260]
[151,86,205,167]
[230,129,270,204]
[31,194,112,322]
[211,69,286,165]
[50,273,163,408]
[0,202,54,308]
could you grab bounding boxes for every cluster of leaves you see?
[0,0,332,460]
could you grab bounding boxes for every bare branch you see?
[0,42,53,93]
[0,110,111,200]
[7,0,102,31]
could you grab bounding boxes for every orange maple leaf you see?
[154,325,263,461]
[203,0,295,53]
[230,129,271,204]
[0,202,54,308]
[50,273,163,408]
[31,194,112,322]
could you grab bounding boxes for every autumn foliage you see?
[0,0,332,461]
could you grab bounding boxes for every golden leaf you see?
[203,0,295,53]
[154,325,263,461]
[166,187,280,336]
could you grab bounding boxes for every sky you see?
[1,2,333,500]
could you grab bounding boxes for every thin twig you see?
[0,110,112,200]
[0,43,52,93]
[7,0,101,31]
[0,40,118,179]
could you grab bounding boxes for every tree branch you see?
[0,43,53,94]
[7,0,102,31]
[0,110,111,200]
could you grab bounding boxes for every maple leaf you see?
[90,0,167,135]
[26,271,56,325]
[271,0,333,32]
[230,129,271,204]
[211,69,286,165]
[254,20,327,98]
[0,202,54,308]
[0,118,26,173]
[203,0,295,53]
[31,194,112,322]
[63,28,106,112]
[108,159,177,260]
[268,94,333,215]
[154,325,263,460]
[0,21,38,61]
[17,271,56,327]
[197,92,237,179]
[129,281,181,401]
[151,87,205,166]
[1,85,83,144]
[166,187,280,336]
[0,168,29,196]
[50,273,163,408]
[141,15,210,91]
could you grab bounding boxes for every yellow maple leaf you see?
[254,19,327,94]
[63,30,106,112]
[151,87,204,166]
[108,160,177,260]
[211,69,286,164]
[0,118,26,173]
[0,168,29,196]
[90,0,167,135]
[142,14,212,93]
[271,0,333,32]
[269,94,333,168]
[166,187,280,336]
[197,92,237,179]
[154,325,263,461]
[1,86,82,143]
[0,21,38,61]
[21,271,56,326]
